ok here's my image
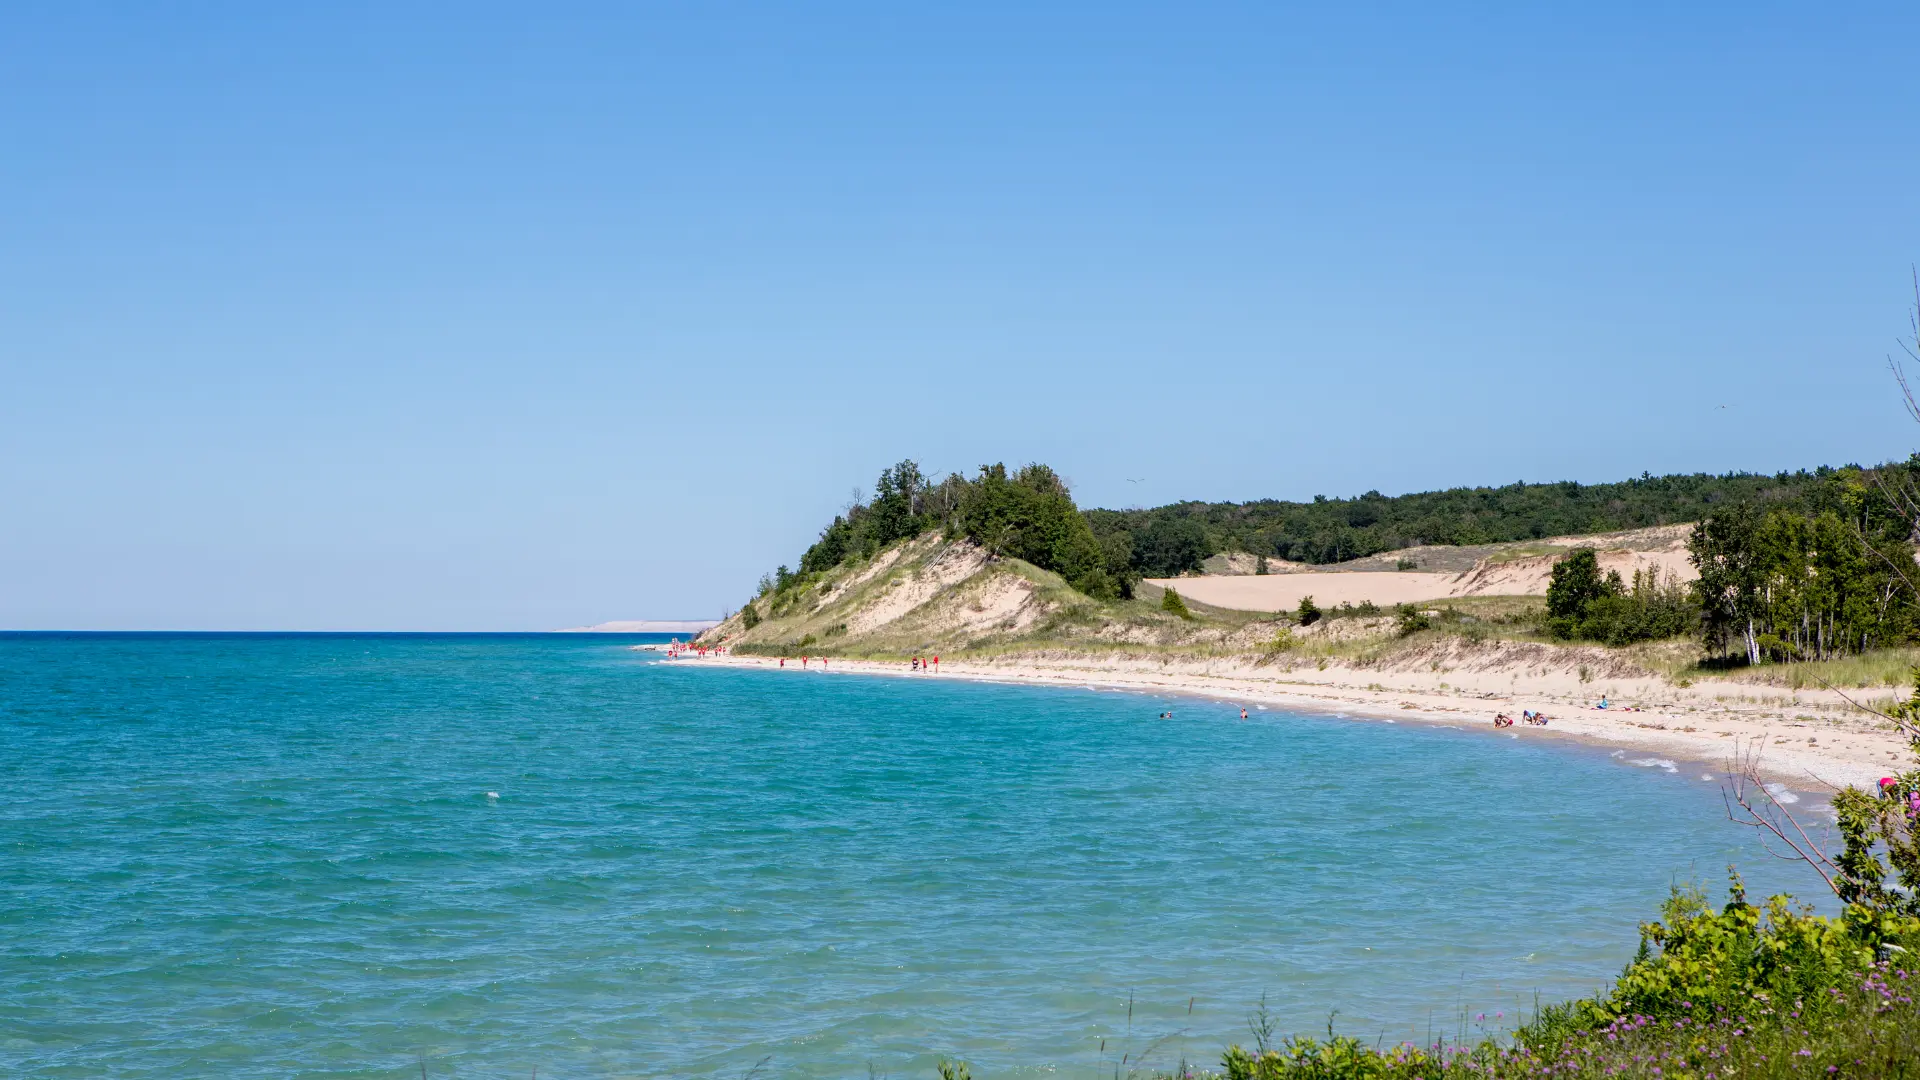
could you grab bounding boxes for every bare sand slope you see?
[1451,547,1695,597]
[1158,528,1699,611]
[1156,571,1459,611]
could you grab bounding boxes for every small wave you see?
[1700,774,1715,782]
[1764,782,1801,805]
[1625,757,1678,772]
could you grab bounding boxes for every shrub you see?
[1396,604,1431,636]
[1547,550,1697,644]
[739,601,761,630]
[1162,586,1192,619]
[1265,627,1296,652]
[1214,875,1920,1080]
[1296,595,1321,626]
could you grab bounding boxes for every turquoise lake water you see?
[0,633,1822,1078]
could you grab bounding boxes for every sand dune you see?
[1151,536,1697,612]
[1155,571,1458,611]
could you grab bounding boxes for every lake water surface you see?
[0,633,1821,1078]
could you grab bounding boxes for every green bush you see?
[1296,595,1321,626]
[1162,586,1193,619]
[1546,549,1697,644]
[1395,604,1430,636]
[1213,877,1920,1080]
[739,601,761,630]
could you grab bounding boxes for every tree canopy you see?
[1083,466,1893,572]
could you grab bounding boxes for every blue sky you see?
[4,3,1918,630]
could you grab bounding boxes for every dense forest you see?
[1085,465,1908,576]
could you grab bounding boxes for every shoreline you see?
[653,649,1908,794]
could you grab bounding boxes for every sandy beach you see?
[666,647,1911,794]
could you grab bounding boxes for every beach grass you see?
[1712,648,1920,691]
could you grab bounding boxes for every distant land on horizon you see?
[554,620,722,634]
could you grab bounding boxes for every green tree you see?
[866,459,928,548]
[1134,515,1210,577]
[1161,586,1192,619]
[1546,549,1615,628]
[1099,531,1140,600]
[956,463,1112,598]
[1689,504,1916,663]
[1295,594,1321,626]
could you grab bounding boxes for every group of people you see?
[666,641,723,660]
[776,655,827,668]
[1493,710,1551,728]
[910,655,939,672]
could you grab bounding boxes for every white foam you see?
[1625,757,1678,772]
[1701,774,1715,782]
[1763,782,1800,805]
[485,791,500,801]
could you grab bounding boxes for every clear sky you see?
[4,3,1918,630]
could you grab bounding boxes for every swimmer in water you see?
[1240,708,1248,720]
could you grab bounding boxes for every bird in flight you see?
[1126,478,1145,484]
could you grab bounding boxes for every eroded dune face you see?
[1151,529,1699,613]
[1450,548,1696,597]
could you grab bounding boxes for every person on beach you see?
[912,657,920,672]
[779,657,785,667]
[802,655,808,668]
[932,655,939,672]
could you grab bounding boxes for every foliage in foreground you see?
[1201,666,1920,1080]
[1210,880,1920,1079]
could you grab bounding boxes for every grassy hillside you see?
[708,531,1276,660]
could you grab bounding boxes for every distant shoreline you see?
[658,648,1899,793]
[556,620,721,634]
